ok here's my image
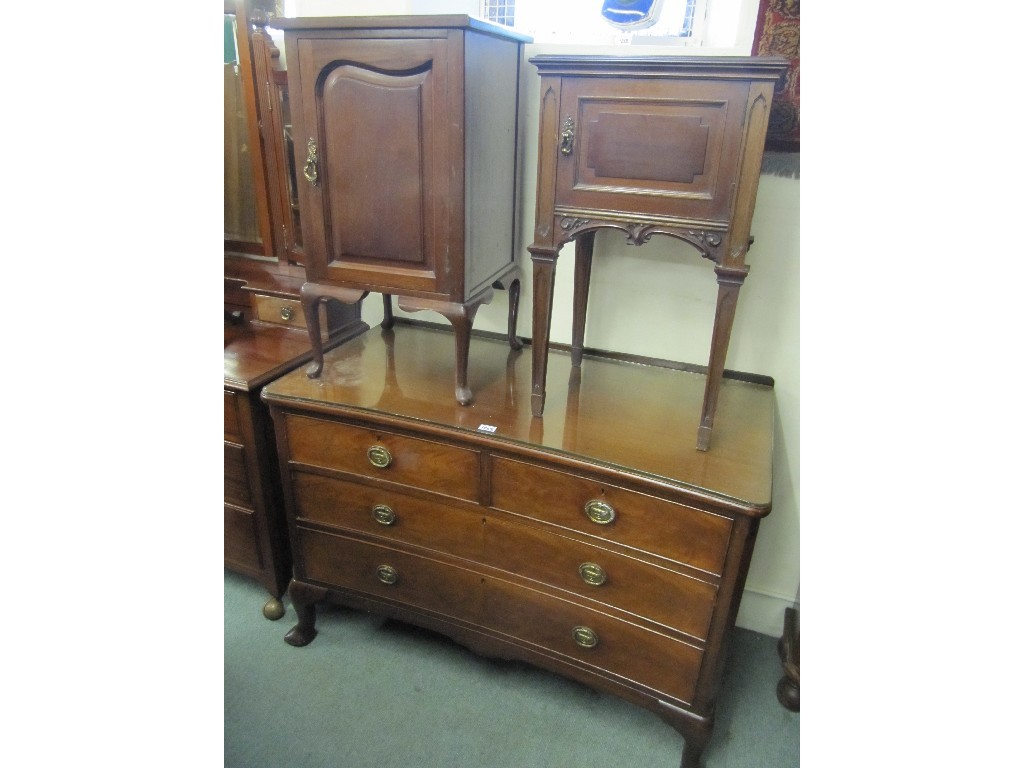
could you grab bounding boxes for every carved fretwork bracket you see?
[558,216,725,264]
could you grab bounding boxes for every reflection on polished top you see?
[261,322,774,512]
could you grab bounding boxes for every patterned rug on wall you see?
[752,0,800,175]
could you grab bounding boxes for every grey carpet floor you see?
[225,571,799,767]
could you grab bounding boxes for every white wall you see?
[283,0,800,638]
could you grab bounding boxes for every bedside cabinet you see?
[272,15,531,405]
[263,322,774,768]
[526,55,788,450]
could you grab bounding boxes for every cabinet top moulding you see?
[529,54,791,79]
[270,14,532,43]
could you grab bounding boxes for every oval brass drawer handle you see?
[572,625,599,649]
[375,564,399,585]
[584,499,615,525]
[372,504,397,526]
[578,562,607,586]
[367,444,392,469]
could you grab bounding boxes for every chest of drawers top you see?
[261,323,773,513]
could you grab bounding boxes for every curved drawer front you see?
[297,528,485,621]
[483,516,716,641]
[485,575,703,706]
[284,414,480,502]
[292,472,484,561]
[490,456,731,575]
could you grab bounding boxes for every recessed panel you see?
[321,65,429,265]
[586,111,709,185]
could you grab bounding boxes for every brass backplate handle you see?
[372,504,397,526]
[584,499,615,525]
[367,445,392,469]
[572,625,599,649]
[376,564,398,585]
[578,562,607,586]
[559,117,575,155]
[303,138,319,185]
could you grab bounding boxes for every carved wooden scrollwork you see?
[558,215,725,263]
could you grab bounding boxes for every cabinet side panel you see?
[464,34,520,295]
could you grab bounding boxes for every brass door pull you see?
[559,117,575,155]
[303,138,319,185]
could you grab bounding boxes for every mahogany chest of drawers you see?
[262,322,774,767]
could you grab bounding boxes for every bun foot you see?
[262,597,285,621]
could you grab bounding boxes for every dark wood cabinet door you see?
[555,77,751,225]
[293,37,455,297]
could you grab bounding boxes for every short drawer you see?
[292,472,484,561]
[284,414,480,503]
[485,574,703,706]
[224,391,241,441]
[297,527,485,622]
[224,441,252,506]
[253,295,307,328]
[225,503,260,572]
[483,516,716,641]
[490,456,731,575]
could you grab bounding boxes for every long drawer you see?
[491,456,732,575]
[284,414,481,503]
[296,526,703,706]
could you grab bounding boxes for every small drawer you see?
[224,503,260,572]
[490,456,731,575]
[292,472,483,561]
[224,441,252,506]
[224,391,241,441]
[483,516,716,641]
[285,414,480,503]
[297,528,485,622]
[252,295,307,328]
[484,574,703,706]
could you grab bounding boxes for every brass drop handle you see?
[584,499,615,525]
[572,625,599,649]
[280,306,294,321]
[303,137,319,185]
[372,504,397,526]
[367,445,392,469]
[376,564,399,585]
[578,562,607,587]
[559,117,575,156]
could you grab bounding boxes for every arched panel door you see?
[292,37,457,299]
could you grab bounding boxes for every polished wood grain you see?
[264,323,774,508]
[264,322,775,768]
